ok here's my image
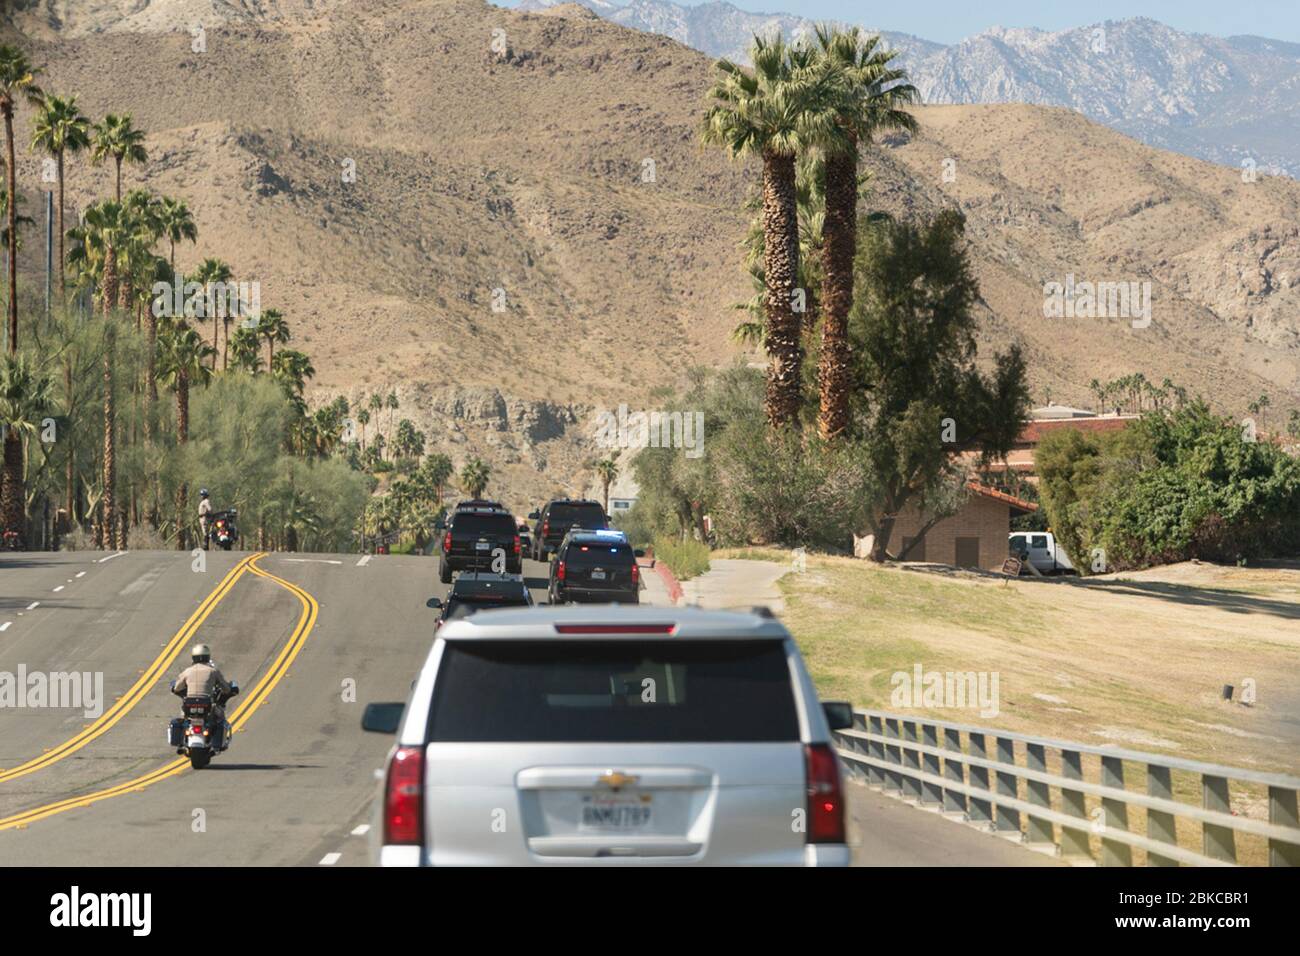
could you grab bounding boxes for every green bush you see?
[652,535,711,581]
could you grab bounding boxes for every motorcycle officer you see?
[198,489,213,549]
[172,643,233,748]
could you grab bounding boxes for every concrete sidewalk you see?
[679,558,789,614]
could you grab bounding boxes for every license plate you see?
[475,541,490,551]
[580,797,652,830]
[590,570,606,580]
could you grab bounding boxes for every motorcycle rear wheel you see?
[189,750,212,769]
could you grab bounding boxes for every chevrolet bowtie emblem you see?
[596,770,639,790]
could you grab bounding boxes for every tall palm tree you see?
[0,353,53,544]
[229,324,263,373]
[386,390,399,437]
[0,45,42,352]
[271,348,314,397]
[460,458,490,499]
[702,34,837,428]
[594,456,619,515]
[30,93,91,301]
[355,406,369,453]
[157,319,214,547]
[0,187,33,250]
[191,257,231,368]
[90,113,147,202]
[258,307,289,368]
[155,196,197,284]
[82,200,129,548]
[810,26,917,442]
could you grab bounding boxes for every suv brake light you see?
[542,520,549,537]
[513,534,520,554]
[442,531,451,552]
[804,743,845,844]
[630,563,639,585]
[556,560,565,581]
[384,746,424,846]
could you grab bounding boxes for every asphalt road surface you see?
[0,549,1055,866]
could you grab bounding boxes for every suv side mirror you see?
[633,548,646,558]
[528,510,540,520]
[426,597,443,609]
[361,702,404,734]
[822,701,854,731]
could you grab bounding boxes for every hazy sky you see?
[518,1,1300,45]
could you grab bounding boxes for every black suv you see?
[548,529,641,605]
[428,573,533,630]
[438,507,522,583]
[529,498,608,561]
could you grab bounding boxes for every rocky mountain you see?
[512,2,1300,178]
[3,0,1298,508]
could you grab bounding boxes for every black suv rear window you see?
[548,504,606,527]
[564,541,634,567]
[451,513,516,535]
[426,640,798,742]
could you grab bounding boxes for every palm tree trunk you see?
[817,141,858,442]
[2,429,24,541]
[761,149,803,429]
[102,246,118,550]
[56,151,66,299]
[4,105,17,353]
[114,155,122,203]
[176,372,189,550]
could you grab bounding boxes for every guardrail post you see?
[1024,743,1054,849]
[968,732,992,828]
[1100,756,1133,866]
[901,721,923,803]
[920,723,942,807]
[837,713,865,783]
[943,727,967,815]
[994,736,1021,838]
[1058,749,1092,862]
[1268,786,1300,867]
[867,714,886,787]
[884,717,903,795]
[1202,774,1237,863]
[1146,764,1178,867]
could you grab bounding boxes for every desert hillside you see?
[4,0,1298,505]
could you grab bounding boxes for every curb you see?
[646,559,683,605]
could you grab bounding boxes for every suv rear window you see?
[548,504,606,528]
[444,595,530,621]
[564,541,634,567]
[452,513,517,535]
[427,640,798,743]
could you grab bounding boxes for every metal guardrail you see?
[834,709,1300,867]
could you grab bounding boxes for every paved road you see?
[0,549,1059,866]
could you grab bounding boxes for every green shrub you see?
[652,535,711,581]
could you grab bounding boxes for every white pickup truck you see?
[1009,531,1076,575]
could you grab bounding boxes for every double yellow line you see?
[0,553,259,784]
[0,554,320,831]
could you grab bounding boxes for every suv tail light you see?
[556,560,565,581]
[442,531,451,552]
[804,743,845,844]
[630,563,639,585]
[542,520,549,537]
[383,746,424,846]
[513,534,520,555]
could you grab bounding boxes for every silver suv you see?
[362,606,853,866]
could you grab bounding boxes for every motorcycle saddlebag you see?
[167,717,185,748]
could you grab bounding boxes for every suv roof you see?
[455,499,506,511]
[451,572,529,594]
[543,498,603,508]
[564,528,628,544]
[436,605,787,641]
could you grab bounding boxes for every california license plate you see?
[590,570,606,580]
[581,797,652,830]
[475,541,490,551]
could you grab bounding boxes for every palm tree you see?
[810,26,917,441]
[229,324,263,373]
[258,307,289,368]
[368,391,384,454]
[386,389,399,437]
[271,348,314,397]
[460,457,490,499]
[90,113,147,202]
[155,196,196,284]
[157,319,214,547]
[191,257,232,368]
[702,34,837,428]
[82,200,129,548]
[0,45,42,351]
[355,406,370,453]
[0,187,33,250]
[0,353,52,543]
[594,455,619,515]
[30,93,91,301]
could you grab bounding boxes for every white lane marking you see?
[319,852,342,866]
[75,571,86,578]
[356,555,372,567]
[284,559,343,565]
[26,602,39,610]
[52,585,64,592]
[351,824,370,836]
[97,551,127,563]
[0,622,11,632]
